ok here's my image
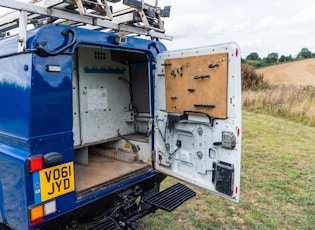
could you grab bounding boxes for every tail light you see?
[29,199,57,226]
[28,155,43,172]
[29,205,44,223]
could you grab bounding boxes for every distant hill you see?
[255,58,315,85]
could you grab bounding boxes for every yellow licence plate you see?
[39,162,75,202]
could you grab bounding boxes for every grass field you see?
[141,111,315,229]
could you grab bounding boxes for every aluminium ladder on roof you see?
[0,0,172,52]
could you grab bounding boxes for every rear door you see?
[154,43,242,202]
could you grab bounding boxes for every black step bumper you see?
[145,183,196,212]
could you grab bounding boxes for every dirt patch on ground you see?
[255,58,315,85]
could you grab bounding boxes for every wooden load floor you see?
[75,153,150,199]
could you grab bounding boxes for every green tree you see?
[297,48,312,59]
[278,54,293,63]
[246,52,260,61]
[266,52,279,63]
[279,55,286,62]
[286,55,293,61]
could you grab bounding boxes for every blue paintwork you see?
[29,54,73,137]
[0,23,166,229]
[0,144,29,229]
[0,54,32,138]
[75,170,158,206]
[0,24,165,58]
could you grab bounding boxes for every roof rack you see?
[0,0,172,51]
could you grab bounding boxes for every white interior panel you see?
[73,46,134,146]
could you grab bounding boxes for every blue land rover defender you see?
[0,1,242,229]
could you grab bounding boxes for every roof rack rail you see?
[0,0,172,51]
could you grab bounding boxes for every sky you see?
[158,0,315,59]
[1,0,315,59]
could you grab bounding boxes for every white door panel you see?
[154,43,242,202]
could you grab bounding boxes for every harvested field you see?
[255,58,315,85]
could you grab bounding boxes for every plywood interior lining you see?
[165,53,228,118]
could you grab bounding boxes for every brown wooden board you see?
[75,154,148,192]
[164,53,228,118]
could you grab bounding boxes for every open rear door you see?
[154,43,242,202]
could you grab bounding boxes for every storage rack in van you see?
[0,0,172,51]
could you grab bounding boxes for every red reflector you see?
[235,186,238,194]
[29,157,43,172]
[235,48,239,57]
[237,128,241,137]
[29,217,44,226]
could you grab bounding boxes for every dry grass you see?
[242,85,315,126]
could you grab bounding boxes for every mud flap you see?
[145,183,196,212]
